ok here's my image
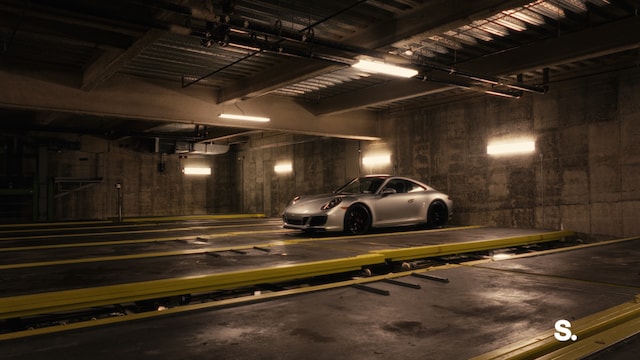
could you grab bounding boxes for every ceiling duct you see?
[174,142,229,155]
[191,143,229,155]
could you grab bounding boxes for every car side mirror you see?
[382,188,397,196]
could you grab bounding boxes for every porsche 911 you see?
[282,175,453,234]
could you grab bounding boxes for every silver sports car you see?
[282,175,453,234]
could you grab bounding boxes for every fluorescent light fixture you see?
[485,90,518,98]
[274,162,293,174]
[218,113,270,122]
[362,154,391,166]
[352,60,418,78]
[183,167,211,175]
[487,140,535,155]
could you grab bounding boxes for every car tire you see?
[427,200,448,228]
[344,204,371,235]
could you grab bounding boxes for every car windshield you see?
[335,177,387,194]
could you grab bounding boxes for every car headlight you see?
[289,196,301,206]
[321,197,342,210]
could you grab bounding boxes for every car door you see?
[374,179,422,225]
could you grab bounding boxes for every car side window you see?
[384,179,406,193]
[383,179,427,194]
[407,180,426,193]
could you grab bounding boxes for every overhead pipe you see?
[157,17,543,99]
[180,0,372,88]
[420,62,548,94]
[424,72,523,99]
[180,27,542,98]
[183,20,547,96]
[150,1,546,96]
[5,0,546,96]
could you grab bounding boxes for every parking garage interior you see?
[1,0,640,359]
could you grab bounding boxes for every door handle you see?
[408,199,415,203]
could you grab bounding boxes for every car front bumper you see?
[282,211,344,232]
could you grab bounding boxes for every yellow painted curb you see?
[0,253,384,320]
[471,294,640,360]
[373,230,575,261]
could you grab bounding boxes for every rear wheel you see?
[427,200,448,228]
[344,205,371,235]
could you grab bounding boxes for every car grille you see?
[283,215,327,226]
[309,216,327,226]
[283,215,304,225]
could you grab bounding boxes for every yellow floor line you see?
[0,220,111,229]
[460,237,640,292]
[0,263,460,342]
[463,236,640,266]
[373,230,575,261]
[3,231,636,355]
[470,294,640,360]
[0,214,269,235]
[0,223,149,235]
[0,222,277,242]
[122,214,267,222]
[0,214,267,230]
[0,226,484,269]
[0,242,275,270]
[537,314,640,359]
[0,254,386,320]
[0,229,288,253]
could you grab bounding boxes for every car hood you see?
[286,193,349,212]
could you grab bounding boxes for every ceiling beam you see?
[217,58,345,104]
[345,0,533,50]
[215,0,532,103]
[306,15,640,115]
[81,1,187,92]
[82,29,164,91]
[0,69,379,140]
[303,80,455,115]
[458,15,640,75]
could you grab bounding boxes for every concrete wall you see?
[380,67,640,237]
[239,67,640,238]
[47,135,236,220]
[235,135,361,217]
[4,67,638,238]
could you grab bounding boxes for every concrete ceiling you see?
[1,0,639,145]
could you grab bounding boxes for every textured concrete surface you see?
[3,66,638,240]
[0,223,550,296]
[3,238,639,360]
[236,67,640,238]
[44,134,238,220]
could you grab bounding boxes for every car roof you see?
[361,174,391,178]
[359,175,431,188]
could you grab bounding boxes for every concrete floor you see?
[1,220,639,359]
[1,223,552,296]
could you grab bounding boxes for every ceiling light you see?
[362,153,391,166]
[487,141,535,156]
[183,167,211,175]
[274,162,293,174]
[218,113,270,122]
[352,60,418,78]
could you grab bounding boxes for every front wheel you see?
[427,200,448,228]
[344,205,371,235]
